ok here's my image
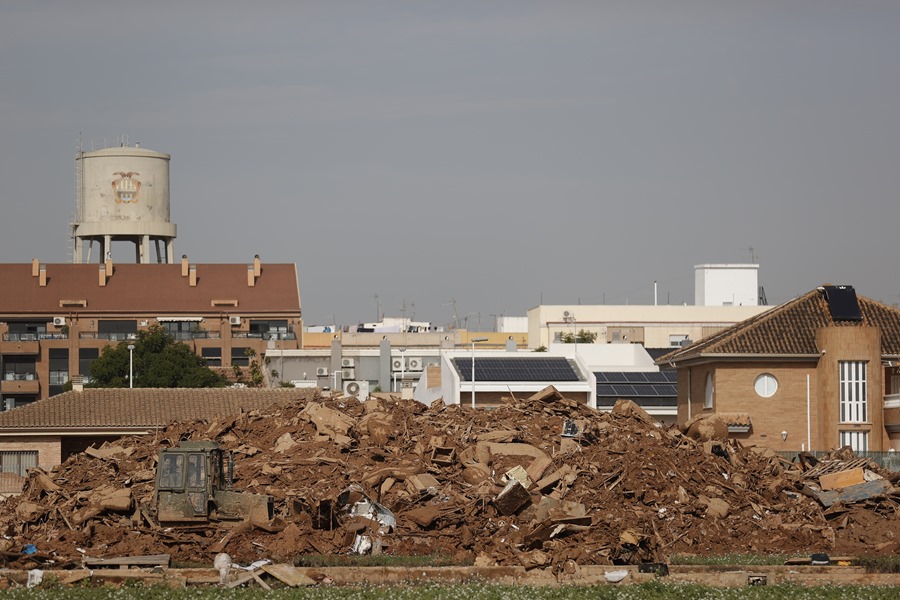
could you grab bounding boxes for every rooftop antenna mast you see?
[443,299,460,330]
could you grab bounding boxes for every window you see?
[49,348,69,396]
[97,320,137,341]
[201,347,222,367]
[232,347,250,367]
[3,356,36,380]
[249,320,289,339]
[7,322,46,340]
[704,373,714,409]
[840,430,868,452]
[79,348,99,383]
[186,453,207,488]
[754,373,778,398]
[839,361,867,423]
[0,450,37,493]
[158,453,185,489]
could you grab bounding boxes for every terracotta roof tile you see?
[660,287,900,364]
[0,263,300,315]
[0,388,313,429]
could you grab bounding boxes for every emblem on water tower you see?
[111,171,141,204]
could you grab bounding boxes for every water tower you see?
[71,144,176,263]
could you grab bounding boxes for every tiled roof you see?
[0,388,313,430]
[659,287,900,364]
[0,263,300,315]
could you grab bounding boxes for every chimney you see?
[105,257,113,277]
[71,375,84,392]
[32,258,40,277]
[98,264,107,287]
[181,255,189,277]
[247,265,256,287]
[189,265,197,287]
[39,264,47,287]
[253,254,261,277]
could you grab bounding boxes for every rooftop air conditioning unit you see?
[343,380,369,399]
[407,357,423,371]
[342,367,355,380]
[229,316,242,326]
[391,357,406,372]
[341,358,355,368]
[316,367,329,377]
[52,317,66,327]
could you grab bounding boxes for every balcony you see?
[1,334,40,355]
[1,373,40,395]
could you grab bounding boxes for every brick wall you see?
[676,325,891,451]
[0,435,62,470]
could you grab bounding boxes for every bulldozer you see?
[154,441,274,524]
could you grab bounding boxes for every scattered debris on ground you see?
[0,387,897,574]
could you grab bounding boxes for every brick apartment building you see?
[661,285,900,452]
[0,256,302,410]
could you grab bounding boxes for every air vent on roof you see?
[823,285,863,322]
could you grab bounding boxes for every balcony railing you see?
[79,332,138,341]
[232,332,297,340]
[170,331,221,340]
[3,333,68,341]
[78,331,221,341]
[3,373,37,381]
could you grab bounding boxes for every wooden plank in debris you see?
[819,468,866,491]
[261,563,317,587]
[803,458,872,479]
[83,554,170,568]
[815,479,893,508]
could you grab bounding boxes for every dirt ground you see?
[0,388,897,571]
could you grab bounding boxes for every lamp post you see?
[470,337,488,409]
[127,344,135,389]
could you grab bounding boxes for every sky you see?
[2,1,900,328]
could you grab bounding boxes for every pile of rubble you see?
[1,387,897,571]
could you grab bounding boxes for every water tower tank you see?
[72,145,177,263]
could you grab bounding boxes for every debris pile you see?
[1,387,897,570]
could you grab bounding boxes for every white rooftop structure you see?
[694,263,759,307]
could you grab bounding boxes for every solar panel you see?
[612,384,638,396]
[601,372,631,383]
[644,371,674,383]
[453,357,580,382]
[823,285,863,321]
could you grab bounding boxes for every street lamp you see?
[470,337,488,409]
[127,344,135,389]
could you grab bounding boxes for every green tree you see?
[89,325,228,388]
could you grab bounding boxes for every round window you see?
[754,373,778,398]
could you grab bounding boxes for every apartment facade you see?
[0,256,301,409]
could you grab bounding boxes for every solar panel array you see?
[595,371,677,400]
[453,357,580,382]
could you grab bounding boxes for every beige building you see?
[661,285,900,453]
[0,256,301,408]
[527,304,769,350]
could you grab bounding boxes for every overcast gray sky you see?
[2,1,899,327]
